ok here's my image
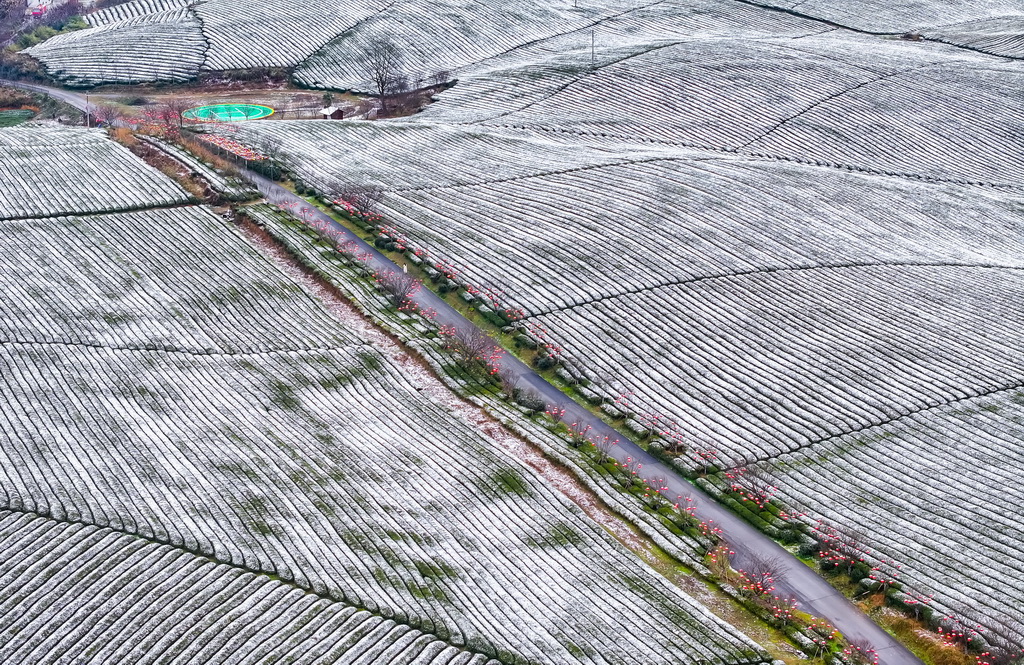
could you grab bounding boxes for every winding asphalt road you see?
[12,79,922,665]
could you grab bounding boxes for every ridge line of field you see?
[385,154,699,193]
[0,336,360,358]
[293,0,404,75]
[483,122,1024,190]
[726,0,1024,61]
[737,60,946,149]
[0,200,199,223]
[0,506,503,663]
[425,0,673,85]
[519,261,1024,320]
[470,38,686,125]
[462,28,846,128]
[724,380,1024,469]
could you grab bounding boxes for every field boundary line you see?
[521,261,1024,320]
[486,122,1024,190]
[385,155,691,193]
[0,201,200,224]
[737,60,946,149]
[724,380,1024,468]
[726,0,1024,61]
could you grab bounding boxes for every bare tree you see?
[843,639,879,665]
[430,69,452,87]
[742,553,787,596]
[497,364,519,399]
[643,476,669,509]
[334,239,361,264]
[592,435,617,463]
[387,73,410,98]
[544,402,568,424]
[440,325,501,378]
[814,521,870,575]
[833,526,870,574]
[513,386,546,415]
[331,185,384,216]
[254,134,284,163]
[374,270,420,310]
[359,36,404,113]
[691,443,720,475]
[727,465,778,510]
[91,103,125,127]
[566,422,592,448]
[618,457,643,487]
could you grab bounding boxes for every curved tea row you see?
[0,511,499,665]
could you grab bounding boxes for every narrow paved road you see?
[2,78,88,108]
[247,172,923,665]
[1,78,130,126]
[7,79,923,665]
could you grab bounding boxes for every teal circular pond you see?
[182,103,274,122]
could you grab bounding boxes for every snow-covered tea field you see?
[0,126,192,219]
[0,125,767,663]
[207,0,1024,641]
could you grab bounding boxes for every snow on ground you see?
[0,125,766,664]
[25,7,207,85]
[0,126,191,219]
[212,3,1024,640]
[0,511,498,665]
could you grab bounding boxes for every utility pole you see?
[85,92,90,127]
[591,30,595,65]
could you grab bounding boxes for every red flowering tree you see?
[811,521,870,576]
[724,466,778,511]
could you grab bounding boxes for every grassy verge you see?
[0,109,34,126]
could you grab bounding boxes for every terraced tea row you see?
[746,0,1023,35]
[528,265,1024,466]
[87,0,192,25]
[294,0,656,91]
[760,388,1024,642]
[0,206,344,354]
[0,511,499,665]
[416,31,1024,185]
[0,126,191,219]
[0,340,764,664]
[220,43,1024,640]
[220,121,1024,313]
[928,17,1024,58]
[195,0,390,71]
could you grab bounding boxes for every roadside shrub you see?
[534,354,556,370]
[513,387,546,414]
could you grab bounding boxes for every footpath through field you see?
[2,78,923,665]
